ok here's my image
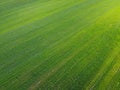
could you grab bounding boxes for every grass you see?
[0,0,120,90]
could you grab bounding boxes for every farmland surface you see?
[0,0,120,90]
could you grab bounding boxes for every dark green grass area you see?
[0,0,120,90]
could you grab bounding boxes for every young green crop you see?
[0,0,120,90]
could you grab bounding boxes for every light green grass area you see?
[0,0,120,90]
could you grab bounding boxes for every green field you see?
[0,0,120,90]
